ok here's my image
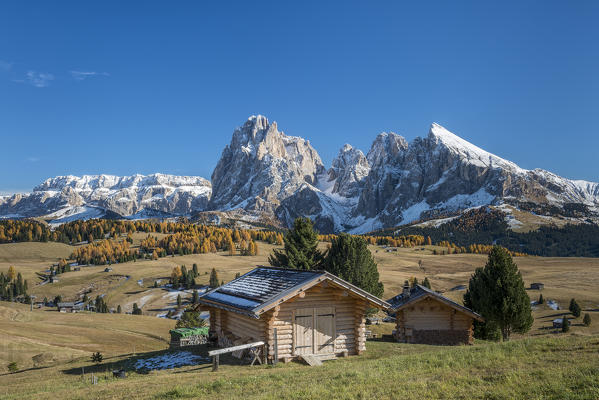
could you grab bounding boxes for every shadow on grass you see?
[60,344,253,377]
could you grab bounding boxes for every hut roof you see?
[387,285,483,321]
[198,266,390,318]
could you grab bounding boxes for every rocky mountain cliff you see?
[208,115,325,214]
[2,116,598,232]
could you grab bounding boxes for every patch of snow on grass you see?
[134,351,208,370]
[547,300,559,310]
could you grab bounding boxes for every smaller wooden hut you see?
[388,284,483,345]
[197,267,389,362]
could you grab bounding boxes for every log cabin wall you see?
[207,306,266,349]
[269,282,367,361]
[395,297,474,345]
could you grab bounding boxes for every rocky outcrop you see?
[327,144,370,198]
[209,115,325,214]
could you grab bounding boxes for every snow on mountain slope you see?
[1,117,597,232]
[0,173,211,220]
[428,123,526,173]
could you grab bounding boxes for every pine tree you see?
[132,303,142,315]
[538,293,544,305]
[209,268,219,288]
[192,290,199,304]
[269,217,324,270]
[176,309,206,329]
[463,246,533,341]
[117,304,122,313]
[422,277,432,289]
[177,294,182,307]
[324,233,383,297]
[572,302,582,318]
[561,316,570,332]
[583,313,591,327]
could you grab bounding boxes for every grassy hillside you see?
[1,334,597,399]
[1,240,598,399]
[0,302,174,370]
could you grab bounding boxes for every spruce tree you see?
[583,313,591,327]
[117,304,122,313]
[324,233,384,297]
[192,290,199,304]
[572,301,582,318]
[422,277,432,289]
[569,298,576,313]
[132,303,142,315]
[269,217,324,270]
[562,316,570,332]
[209,268,219,288]
[463,246,533,341]
[538,293,544,305]
[177,294,182,307]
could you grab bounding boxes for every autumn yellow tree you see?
[7,266,16,281]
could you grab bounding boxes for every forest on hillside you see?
[395,208,599,257]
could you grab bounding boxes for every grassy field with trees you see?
[0,218,598,398]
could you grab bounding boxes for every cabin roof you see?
[198,266,390,318]
[388,285,483,321]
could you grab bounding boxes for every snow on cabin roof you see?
[199,267,323,316]
[198,266,390,318]
[387,285,483,321]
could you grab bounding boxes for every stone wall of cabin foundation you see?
[411,329,471,345]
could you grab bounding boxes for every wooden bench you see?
[208,341,266,371]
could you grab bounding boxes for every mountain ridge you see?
[1,115,597,232]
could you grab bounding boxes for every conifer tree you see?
[561,316,570,332]
[132,303,142,315]
[192,290,199,304]
[117,304,122,313]
[209,268,219,288]
[583,313,591,327]
[463,246,533,341]
[177,294,182,308]
[269,217,324,270]
[538,293,544,305]
[422,277,432,289]
[324,233,383,297]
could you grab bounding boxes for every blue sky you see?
[1,1,597,193]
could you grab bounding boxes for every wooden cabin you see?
[197,267,389,362]
[388,284,483,345]
[530,282,544,290]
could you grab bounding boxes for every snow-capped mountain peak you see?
[428,123,525,173]
[2,117,597,233]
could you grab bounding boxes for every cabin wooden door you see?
[294,308,315,355]
[315,307,335,354]
[293,307,336,355]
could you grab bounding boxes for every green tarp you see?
[169,327,209,339]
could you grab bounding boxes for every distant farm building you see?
[530,283,544,290]
[57,302,85,313]
[197,267,389,363]
[104,267,113,272]
[388,284,483,345]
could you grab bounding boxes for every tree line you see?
[0,266,29,303]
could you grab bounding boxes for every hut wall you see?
[269,283,367,361]
[395,297,474,345]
